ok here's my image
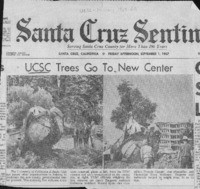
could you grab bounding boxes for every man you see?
[72,128,79,148]
[90,120,95,148]
[178,136,192,168]
[83,123,91,146]
[140,139,154,168]
[148,127,161,162]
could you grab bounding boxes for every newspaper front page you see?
[1,0,200,188]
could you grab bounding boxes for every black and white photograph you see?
[7,75,103,169]
[1,0,200,188]
[103,75,194,169]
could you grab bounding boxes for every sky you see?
[103,75,194,144]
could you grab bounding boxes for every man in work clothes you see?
[72,128,78,148]
[140,139,154,169]
[83,123,91,146]
[178,136,192,168]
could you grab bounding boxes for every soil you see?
[7,134,102,169]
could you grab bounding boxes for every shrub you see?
[31,88,54,109]
[8,86,54,129]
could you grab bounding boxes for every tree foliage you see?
[7,85,54,129]
[180,122,193,139]
[111,80,157,130]
[7,75,103,130]
[57,75,103,126]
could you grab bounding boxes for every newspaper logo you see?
[25,63,51,74]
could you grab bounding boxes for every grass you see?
[7,146,103,169]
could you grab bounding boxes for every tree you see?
[111,80,157,130]
[181,121,193,139]
[7,75,103,130]
[57,75,103,126]
[7,85,54,129]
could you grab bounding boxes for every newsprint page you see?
[1,0,200,188]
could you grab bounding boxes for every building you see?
[156,122,192,150]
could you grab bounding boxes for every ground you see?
[104,153,184,169]
[7,134,102,169]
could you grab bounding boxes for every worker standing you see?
[140,139,154,168]
[178,136,192,168]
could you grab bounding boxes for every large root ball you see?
[23,106,64,156]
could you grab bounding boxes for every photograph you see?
[103,75,194,169]
[7,75,103,169]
